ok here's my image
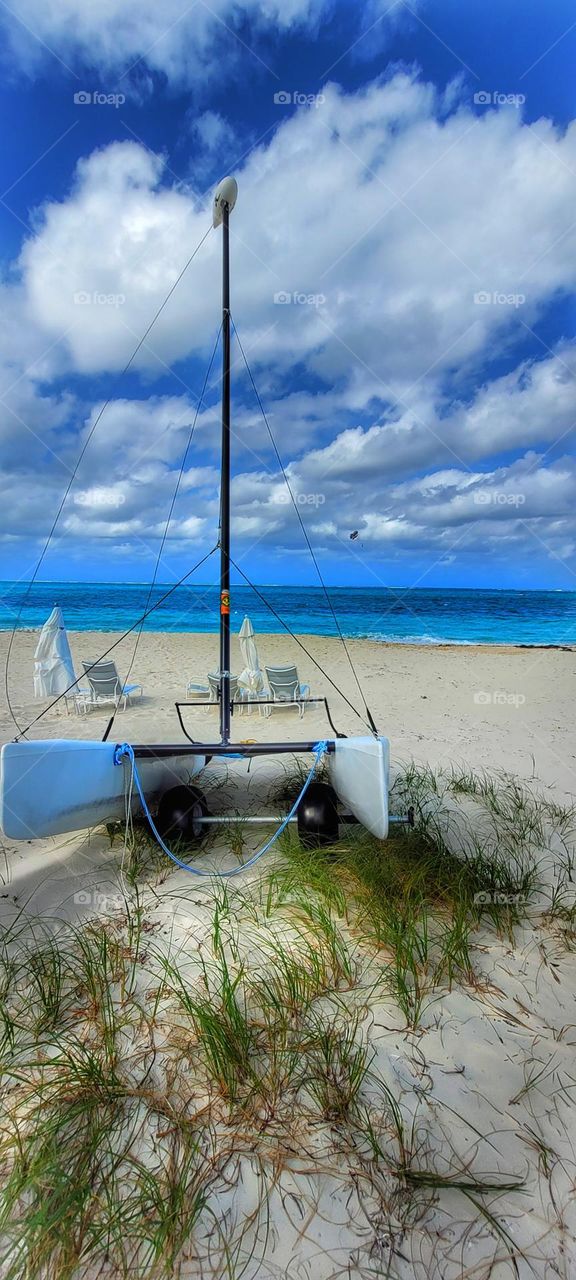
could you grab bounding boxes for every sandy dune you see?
[1,631,576,1278]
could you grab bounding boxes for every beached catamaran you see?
[1,179,399,853]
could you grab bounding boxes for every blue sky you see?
[0,0,575,590]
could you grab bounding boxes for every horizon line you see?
[0,580,571,594]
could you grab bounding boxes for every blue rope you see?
[113,741,328,878]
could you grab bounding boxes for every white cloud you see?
[188,111,247,182]
[2,71,576,581]
[2,374,575,574]
[453,345,576,455]
[1,0,331,85]
[18,74,576,419]
[21,143,213,375]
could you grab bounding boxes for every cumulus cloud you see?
[188,111,248,183]
[1,71,575,580]
[0,0,330,86]
[2,372,575,575]
[19,73,576,411]
[20,143,214,374]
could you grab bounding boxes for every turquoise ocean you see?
[1,583,575,647]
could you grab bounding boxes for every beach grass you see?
[0,921,527,1279]
[1,759,574,1277]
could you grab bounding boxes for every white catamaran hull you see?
[0,740,206,841]
[1,735,390,843]
[328,735,390,839]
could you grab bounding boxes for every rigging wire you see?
[114,739,328,879]
[102,321,223,744]
[8,228,378,743]
[231,317,377,736]
[230,555,372,731]
[14,544,218,739]
[5,222,213,737]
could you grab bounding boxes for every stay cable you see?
[231,317,377,736]
[5,223,213,736]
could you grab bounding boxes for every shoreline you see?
[2,626,574,651]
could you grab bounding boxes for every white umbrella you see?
[238,615,264,692]
[33,605,76,698]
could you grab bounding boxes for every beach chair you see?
[185,680,210,700]
[208,672,248,714]
[262,664,310,719]
[208,672,239,703]
[81,660,143,711]
[66,682,93,715]
[184,674,243,709]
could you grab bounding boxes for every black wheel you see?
[297,782,339,848]
[156,785,208,846]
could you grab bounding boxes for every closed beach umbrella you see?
[238,615,264,692]
[33,605,76,698]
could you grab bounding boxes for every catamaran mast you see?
[213,177,238,744]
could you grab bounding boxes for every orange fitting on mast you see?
[220,590,230,615]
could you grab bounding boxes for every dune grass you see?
[1,759,573,1276]
[0,908,527,1278]
[263,821,532,1028]
[262,758,576,1030]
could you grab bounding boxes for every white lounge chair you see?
[208,673,240,704]
[80,660,143,712]
[185,680,210,701]
[185,674,239,699]
[185,673,246,713]
[262,664,310,719]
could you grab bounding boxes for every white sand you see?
[1,630,576,1277]
[2,629,575,797]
